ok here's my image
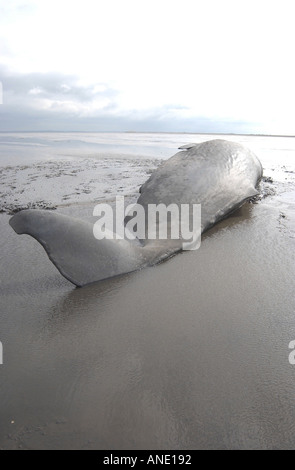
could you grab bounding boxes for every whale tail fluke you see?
[9,209,154,287]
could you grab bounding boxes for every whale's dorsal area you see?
[137,139,262,238]
[178,143,200,150]
[9,139,263,287]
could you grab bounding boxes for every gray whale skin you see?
[9,139,262,287]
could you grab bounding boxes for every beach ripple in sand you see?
[0,157,161,214]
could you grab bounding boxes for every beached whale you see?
[9,139,262,287]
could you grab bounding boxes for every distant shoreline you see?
[0,130,295,138]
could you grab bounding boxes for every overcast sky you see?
[0,0,294,134]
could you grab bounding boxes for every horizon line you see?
[0,130,294,138]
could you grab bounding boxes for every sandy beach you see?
[0,132,295,449]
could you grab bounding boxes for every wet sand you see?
[0,156,160,215]
[1,188,295,449]
[0,132,295,449]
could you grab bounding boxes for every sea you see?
[0,131,295,167]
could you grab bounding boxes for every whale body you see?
[9,139,262,287]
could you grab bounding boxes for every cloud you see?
[0,66,288,134]
[0,66,184,130]
[1,1,295,134]
[0,66,122,127]
[1,66,117,105]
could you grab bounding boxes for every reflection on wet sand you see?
[1,191,295,449]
